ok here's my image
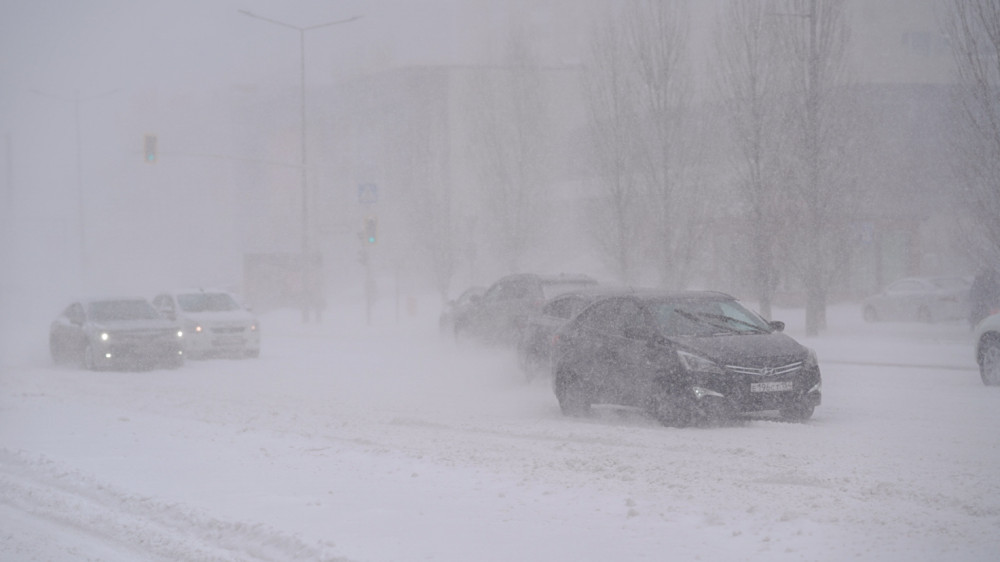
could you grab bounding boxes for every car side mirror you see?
[769,320,785,332]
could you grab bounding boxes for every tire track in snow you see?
[0,448,351,562]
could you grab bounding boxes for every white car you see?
[862,276,970,323]
[974,312,1000,386]
[153,290,260,359]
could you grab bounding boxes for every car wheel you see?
[917,306,932,323]
[980,337,1000,386]
[779,403,815,422]
[554,367,591,416]
[863,306,878,323]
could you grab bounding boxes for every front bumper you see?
[686,367,822,415]
[183,324,260,356]
[92,340,183,368]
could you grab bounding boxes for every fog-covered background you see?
[0,0,993,350]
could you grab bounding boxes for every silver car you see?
[862,276,970,323]
[49,298,184,370]
[153,289,260,359]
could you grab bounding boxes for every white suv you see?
[153,290,260,359]
[974,312,1000,385]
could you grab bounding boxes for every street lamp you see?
[239,9,362,253]
[31,87,120,281]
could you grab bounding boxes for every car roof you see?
[77,296,151,305]
[159,288,236,296]
[591,288,737,302]
[494,273,597,285]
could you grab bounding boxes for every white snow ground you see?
[1,299,998,562]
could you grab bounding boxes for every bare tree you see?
[776,0,856,335]
[469,25,550,273]
[581,15,644,283]
[714,0,791,319]
[621,0,697,290]
[943,1,1000,266]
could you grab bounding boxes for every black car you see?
[517,287,618,380]
[551,290,821,426]
[455,273,598,345]
[49,298,185,370]
[439,286,486,335]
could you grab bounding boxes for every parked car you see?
[152,289,260,359]
[968,268,1000,328]
[550,290,821,427]
[455,273,598,345]
[973,312,1000,386]
[439,286,485,335]
[517,287,619,380]
[49,297,184,370]
[862,276,971,323]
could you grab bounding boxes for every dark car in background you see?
[49,298,185,371]
[439,286,486,335]
[455,273,598,345]
[862,276,970,323]
[551,290,821,427]
[517,287,619,380]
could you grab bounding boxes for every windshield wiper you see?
[693,312,770,334]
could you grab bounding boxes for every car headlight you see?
[100,332,109,342]
[184,321,202,334]
[177,330,184,339]
[677,350,725,375]
[249,322,258,332]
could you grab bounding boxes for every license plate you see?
[750,381,793,392]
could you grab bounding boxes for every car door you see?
[557,299,619,403]
[600,298,658,407]
[479,278,533,342]
[53,302,88,359]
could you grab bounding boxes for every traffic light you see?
[364,216,377,244]
[143,134,157,163]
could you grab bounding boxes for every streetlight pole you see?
[238,9,361,253]
[31,87,120,282]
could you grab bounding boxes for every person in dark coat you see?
[969,268,1000,328]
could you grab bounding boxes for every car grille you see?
[212,326,246,334]
[725,361,803,377]
[114,329,176,342]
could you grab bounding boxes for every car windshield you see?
[651,299,772,337]
[88,300,159,322]
[177,293,240,312]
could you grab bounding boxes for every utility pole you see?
[238,9,362,254]
[31,88,120,283]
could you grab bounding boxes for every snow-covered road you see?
[2,302,997,561]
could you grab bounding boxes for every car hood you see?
[178,310,256,324]
[91,318,179,332]
[671,332,807,364]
